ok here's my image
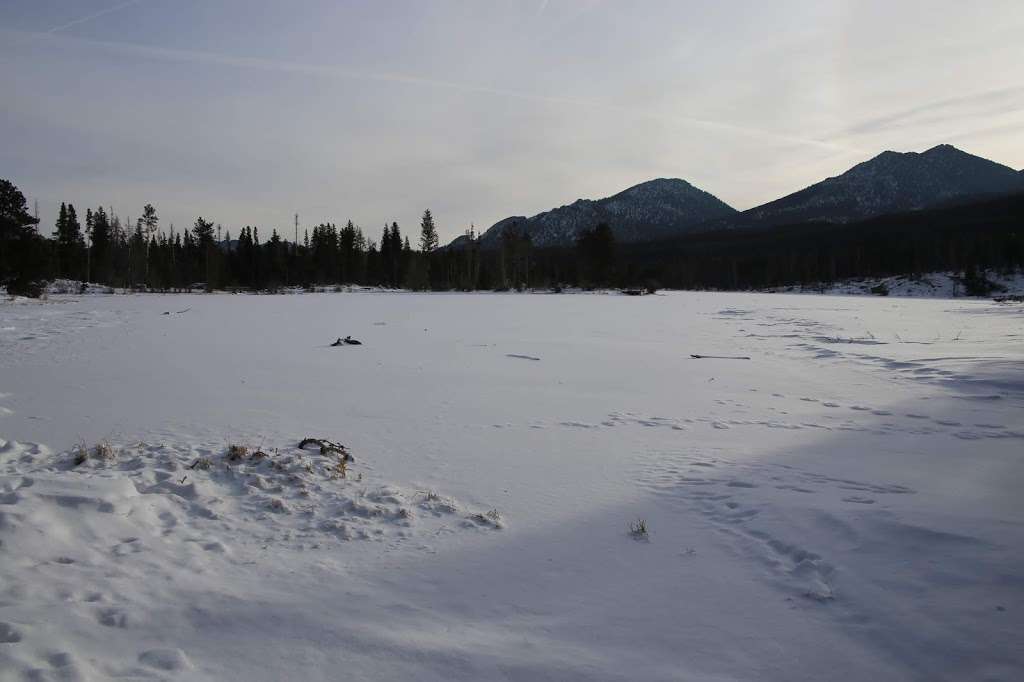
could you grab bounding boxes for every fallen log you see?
[299,437,353,462]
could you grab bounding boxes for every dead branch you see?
[299,437,353,463]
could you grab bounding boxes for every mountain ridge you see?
[717,144,1024,231]
[458,178,737,249]
[451,145,1024,249]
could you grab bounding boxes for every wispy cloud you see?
[48,0,148,34]
[18,28,862,155]
[827,86,1024,141]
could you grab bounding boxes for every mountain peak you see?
[463,178,736,248]
[740,143,1024,228]
[923,143,961,155]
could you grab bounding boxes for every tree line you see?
[2,176,1021,297]
[0,178,618,295]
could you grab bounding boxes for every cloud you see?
[48,0,148,34]
[826,86,1024,141]
[17,27,862,156]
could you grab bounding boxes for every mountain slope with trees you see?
[704,144,1024,231]
[3,145,1022,297]
[468,178,737,249]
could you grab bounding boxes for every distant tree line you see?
[615,191,1024,292]
[2,177,1021,297]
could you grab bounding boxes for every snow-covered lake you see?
[2,291,1022,680]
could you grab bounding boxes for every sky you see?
[2,0,1023,244]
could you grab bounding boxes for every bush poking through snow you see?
[72,440,117,466]
[629,518,649,540]
[188,457,213,470]
[226,444,249,462]
[468,508,504,529]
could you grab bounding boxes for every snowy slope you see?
[2,292,1023,680]
[467,178,737,248]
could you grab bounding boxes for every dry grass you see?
[72,440,116,466]
[628,518,649,540]
[225,444,249,462]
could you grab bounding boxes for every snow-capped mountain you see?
[461,178,736,249]
[727,144,1024,229]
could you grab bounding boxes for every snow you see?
[2,291,1023,680]
[767,269,1024,298]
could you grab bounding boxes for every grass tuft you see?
[629,518,649,540]
[72,440,116,466]
[226,444,249,462]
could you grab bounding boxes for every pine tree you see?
[65,204,83,280]
[576,222,615,288]
[141,204,158,237]
[192,217,216,290]
[129,221,146,289]
[419,209,439,252]
[53,203,68,277]
[89,207,112,285]
[140,204,158,283]
[380,224,393,286]
[0,179,43,296]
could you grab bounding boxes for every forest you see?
[2,177,1022,297]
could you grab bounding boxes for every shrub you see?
[628,518,648,540]
[226,444,249,462]
[961,267,1003,297]
[71,440,116,466]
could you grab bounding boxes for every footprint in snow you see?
[0,621,23,643]
[97,607,128,628]
[138,648,193,672]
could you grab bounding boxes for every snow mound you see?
[0,435,501,678]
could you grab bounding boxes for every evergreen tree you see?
[89,207,113,285]
[65,204,84,279]
[140,204,158,283]
[128,221,147,288]
[141,204,158,238]
[0,179,44,296]
[419,209,439,253]
[192,216,216,290]
[266,229,286,290]
[379,224,394,286]
[576,223,615,288]
[52,203,68,277]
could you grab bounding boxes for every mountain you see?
[461,178,737,249]
[719,144,1024,230]
[619,188,1024,291]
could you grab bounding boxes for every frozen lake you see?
[2,291,1023,680]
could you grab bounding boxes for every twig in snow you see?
[690,354,751,360]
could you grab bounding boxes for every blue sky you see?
[2,0,1023,242]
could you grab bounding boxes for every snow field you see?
[1,291,1022,680]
